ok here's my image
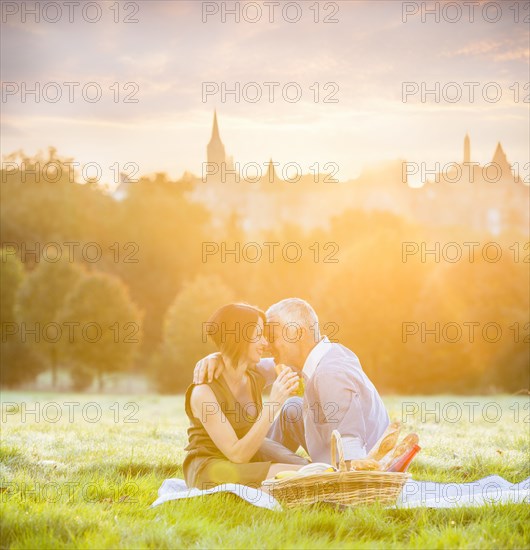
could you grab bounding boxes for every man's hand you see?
[193,352,224,384]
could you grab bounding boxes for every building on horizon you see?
[117,112,529,236]
[411,134,526,234]
[198,118,528,235]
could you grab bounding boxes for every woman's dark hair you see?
[207,303,266,366]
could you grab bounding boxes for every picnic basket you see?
[262,430,411,508]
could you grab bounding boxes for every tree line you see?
[1,148,528,393]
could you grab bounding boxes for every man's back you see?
[303,342,390,462]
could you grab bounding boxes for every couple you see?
[183,298,390,490]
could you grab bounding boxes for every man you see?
[194,298,390,467]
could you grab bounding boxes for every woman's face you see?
[245,317,268,364]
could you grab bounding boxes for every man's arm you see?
[193,353,277,386]
[313,365,371,462]
[192,352,223,384]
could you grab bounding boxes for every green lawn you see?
[1,393,529,549]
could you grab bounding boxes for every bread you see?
[274,363,287,376]
[274,364,304,396]
[367,421,401,461]
[380,433,419,469]
[348,459,382,471]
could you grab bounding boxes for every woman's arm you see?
[190,369,298,464]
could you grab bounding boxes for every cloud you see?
[445,40,505,57]
[442,37,529,62]
[494,47,530,61]
[1,1,527,180]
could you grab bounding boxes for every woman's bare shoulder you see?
[190,383,217,401]
[189,384,218,416]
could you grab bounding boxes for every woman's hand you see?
[269,367,300,406]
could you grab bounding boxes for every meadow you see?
[1,392,528,549]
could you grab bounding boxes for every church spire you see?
[492,141,504,159]
[265,158,277,182]
[492,141,507,167]
[210,110,221,143]
[206,110,228,181]
[463,132,470,164]
[491,141,514,180]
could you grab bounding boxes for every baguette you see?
[380,433,419,469]
[367,421,401,461]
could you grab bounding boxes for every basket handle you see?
[330,430,348,472]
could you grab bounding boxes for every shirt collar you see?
[302,336,331,380]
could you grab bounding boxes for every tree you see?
[109,173,211,357]
[15,259,84,388]
[0,248,43,386]
[58,271,142,390]
[1,148,115,269]
[411,249,530,393]
[1,248,24,324]
[154,274,235,393]
[315,212,429,392]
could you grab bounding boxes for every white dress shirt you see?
[302,337,390,462]
[258,338,390,463]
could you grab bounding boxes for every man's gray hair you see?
[266,298,320,338]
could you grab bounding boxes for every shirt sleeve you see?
[313,366,368,461]
[256,357,276,390]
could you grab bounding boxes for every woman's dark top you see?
[182,367,272,488]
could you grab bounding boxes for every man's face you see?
[265,318,302,369]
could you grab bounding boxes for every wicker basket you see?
[262,430,411,508]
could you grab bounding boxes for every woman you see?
[183,303,308,490]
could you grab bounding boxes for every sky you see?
[2,0,529,187]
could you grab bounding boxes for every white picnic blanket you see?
[151,478,281,510]
[396,474,530,508]
[151,475,529,510]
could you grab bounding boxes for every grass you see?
[0,392,529,549]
